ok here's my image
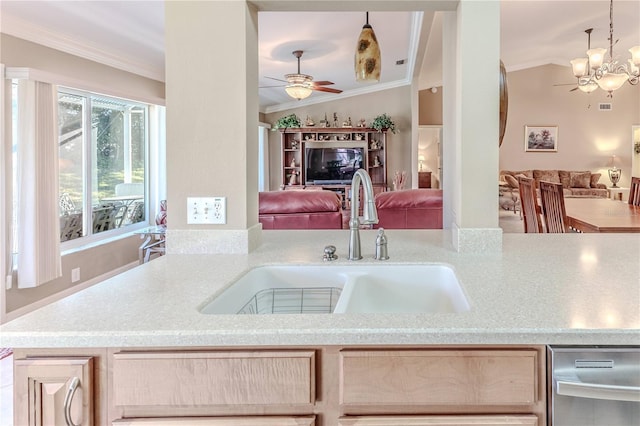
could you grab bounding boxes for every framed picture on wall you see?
[525,125,558,152]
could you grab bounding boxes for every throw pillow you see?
[570,171,591,188]
[504,175,519,188]
[590,173,601,188]
[558,171,571,188]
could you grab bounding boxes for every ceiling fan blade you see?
[553,83,576,87]
[569,87,578,92]
[259,85,286,89]
[311,81,334,86]
[312,86,343,94]
[265,76,288,83]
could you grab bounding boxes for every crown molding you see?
[1,14,164,82]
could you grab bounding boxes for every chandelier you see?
[570,0,640,97]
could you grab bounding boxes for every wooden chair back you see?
[629,176,640,206]
[517,176,543,233]
[539,181,570,233]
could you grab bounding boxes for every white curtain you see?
[16,80,61,288]
[1,65,11,292]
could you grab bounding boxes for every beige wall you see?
[264,86,413,190]
[418,87,443,125]
[1,34,165,104]
[1,34,164,320]
[499,64,640,188]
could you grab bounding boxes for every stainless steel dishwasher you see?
[549,346,640,426]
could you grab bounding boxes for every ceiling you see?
[1,1,639,113]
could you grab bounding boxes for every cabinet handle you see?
[64,376,81,426]
[556,379,640,402]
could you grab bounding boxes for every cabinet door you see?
[113,416,315,425]
[14,357,93,426]
[338,415,537,425]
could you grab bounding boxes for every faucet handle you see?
[323,245,338,261]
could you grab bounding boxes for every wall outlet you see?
[71,267,80,283]
[187,197,226,224]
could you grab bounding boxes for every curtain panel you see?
[16,80,61,288]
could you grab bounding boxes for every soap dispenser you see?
[375,228,389,260]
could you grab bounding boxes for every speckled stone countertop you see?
[1,230,639,348]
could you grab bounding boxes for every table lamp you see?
[607,155,622,188]
[418,155,425,171]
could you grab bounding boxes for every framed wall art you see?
[525,125,558,152]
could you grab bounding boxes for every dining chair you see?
[539,181,570,233]
[629,176,640,206]
[517,176,543,233]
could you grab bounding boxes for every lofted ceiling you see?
[1,1,638,113]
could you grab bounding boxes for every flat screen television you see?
[305,143,366,185]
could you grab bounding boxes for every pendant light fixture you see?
[355,12,381,82]
[570,0,640,97]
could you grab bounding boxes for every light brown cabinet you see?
[112,416,316,425]
[14,346,546,426]
[14,356,94,426]
[338,415,537,425]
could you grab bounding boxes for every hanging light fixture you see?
[570,0,640,97]
[285,51,313,100]
[355,12,381,82]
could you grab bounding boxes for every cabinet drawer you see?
[340,349,538,406]
[113,416,315,425]
[338,415,537,425]
[113,351,315,407]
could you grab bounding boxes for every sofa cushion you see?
[500,170,533,179]
[570,171,592,189]
[568,188,609,198]
[534,169,561,185]
[374,189,443,229]
[590,172,602,188]
[259,190,341,214]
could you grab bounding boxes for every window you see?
[12,85,151,247]
[58,89,149,243]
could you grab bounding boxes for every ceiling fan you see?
[553,28,597,93]
[260,50,343,100]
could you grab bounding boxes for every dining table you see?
[564,197,640,233]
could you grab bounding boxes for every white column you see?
[443,0,502,252]
[165,1,261,254]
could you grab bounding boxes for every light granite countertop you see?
[1,230,639,348]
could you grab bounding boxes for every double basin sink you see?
[201,264,470,315]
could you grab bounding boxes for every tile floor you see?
[1,352,13,426]
[0,210,521,426]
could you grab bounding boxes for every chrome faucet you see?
[348,169,379,260]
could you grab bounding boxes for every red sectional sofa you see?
[259,190,344,229]
[374,189,443,229]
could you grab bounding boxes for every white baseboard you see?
[0,261,139,325]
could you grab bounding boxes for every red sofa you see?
[259,190,343,229]
[374,189,443,229]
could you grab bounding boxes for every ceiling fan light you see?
[629,46,640,66]
[578,81,598,93]
[587,48,607,70]
[285,84,312,100]
[596,72,628,91]
[570,58,589,77]
[355,12,381,82]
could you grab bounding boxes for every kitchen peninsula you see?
[2,230,639,425]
